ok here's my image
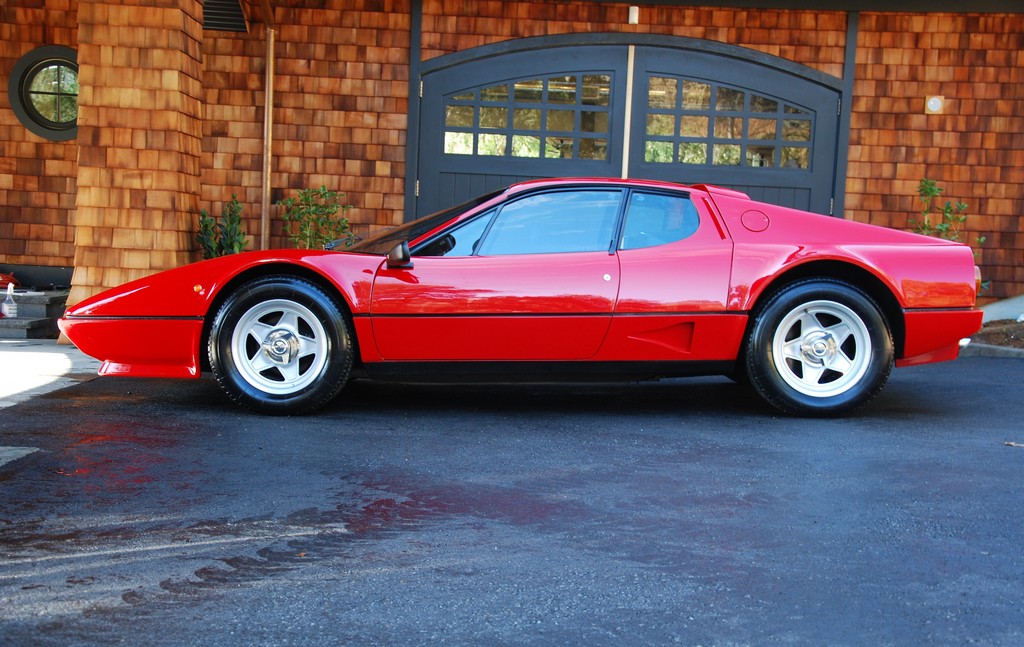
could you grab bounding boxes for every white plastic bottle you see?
[2,283,16,318]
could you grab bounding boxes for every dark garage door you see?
[416,37,842,217]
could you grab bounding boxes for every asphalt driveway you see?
[1,357,1022,645]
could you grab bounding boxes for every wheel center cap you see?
[801,333,835,363]
[263,329,299,365]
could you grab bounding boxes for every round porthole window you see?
[8,45,79,141]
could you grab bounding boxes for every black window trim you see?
[8,45,79,142]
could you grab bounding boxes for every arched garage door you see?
[416,36,842,217]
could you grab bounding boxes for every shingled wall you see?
[67,0,204,306]
[201,0,410,249]
[0,0,78,269]
[1,1,1022,302]
[847,12,1024,295]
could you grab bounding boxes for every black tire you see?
[744,279,893,416]
[208,275,353,415]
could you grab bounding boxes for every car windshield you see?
[349,189,506,255]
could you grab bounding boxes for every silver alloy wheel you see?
[230,298,329,395]
[771,299,872,398]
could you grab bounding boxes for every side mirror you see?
[386,241,413,269]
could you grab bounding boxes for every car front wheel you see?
[208,275,353,415]
[745,279,893,416]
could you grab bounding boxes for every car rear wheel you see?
[208,275,353,415]
[745,279,893,416]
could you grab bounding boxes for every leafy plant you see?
[910,178,968,242]
[910,178,988,289]
[196,194,249,259]
[277,186,355,250]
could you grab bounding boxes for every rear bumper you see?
[897,308,984,368]
[58,316,204,379]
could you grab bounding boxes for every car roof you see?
[504,177,750,201]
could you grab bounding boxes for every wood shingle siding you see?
[201,0,410,249]
[68,0,203,306]
[847,12,1024,295]
[0,0,78,268]
[1,1,1022,303]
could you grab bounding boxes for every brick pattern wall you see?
[201,0,411,249]
[69,0,203,305]
[0,0,78,269]
[847,13,1024,300]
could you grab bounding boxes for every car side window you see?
[475,189,621,256]
[620,192,700,250]
[416,210,495,256]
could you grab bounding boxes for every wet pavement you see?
[1,359,1023,645]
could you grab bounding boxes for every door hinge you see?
[830,197,835,215]
[837,97,842,117]
[419,80,423,98]
[415,180,420,197]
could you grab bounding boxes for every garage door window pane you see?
[747,146,775,167]
[716,87,744,112]
[513,108,541,130]
[645,141,673,163]
[443,72,613,163]
[643,74,814,171]
[647,114,674,137]
[478,134,506,156]
[714,117,742,139]
[547,110,575,132]
[548,76,576,104]
[446,105,474,128]
[480,107,507,129]
[750,95,778,113]
[481,84,508,102]
[512,135,542,157]
[579,138,607,160]
[514,80,543,103]
[444,132,473,155]
[680,115,708,138]
[682,81,711,110]
[581,111,608,133]
[680,142,707,165]
[713,144,740,166]
[749,118,776,140]
[582,75,611,106]
[546,136,573,159]
[782,147,809,169]
[783,119,811,142]
[649,77,677,109]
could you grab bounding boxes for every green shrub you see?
[910,178,988,290]
[277,186,355,250]
[197,194,249,259]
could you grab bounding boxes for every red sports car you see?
[59,178,983,416]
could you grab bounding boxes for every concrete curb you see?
[959,343,1024,359]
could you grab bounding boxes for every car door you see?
[370,188,623,361]
[596,189,742,362]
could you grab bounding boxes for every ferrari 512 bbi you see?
[59,178,984,416]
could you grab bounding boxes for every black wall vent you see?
[204,0,248,32]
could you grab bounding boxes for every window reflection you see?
[443,73,613,161]
[644,74,812,170]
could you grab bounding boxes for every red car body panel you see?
[369,251,619,360]
[59,177,983,385]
